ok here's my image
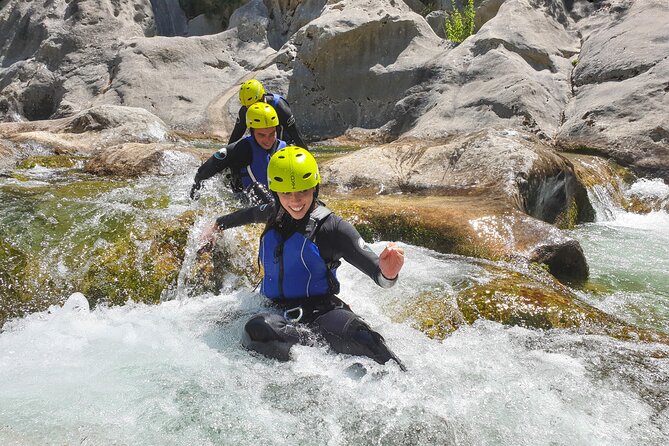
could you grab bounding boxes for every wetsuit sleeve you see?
[227,107,247,144]
[193,140,251,184]
[216,202,275,230]
[275,98,308,149]
[318,215,397,289]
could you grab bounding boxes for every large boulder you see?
[321,129,593,281]
[321,128,593,225]
[556,0,669,180]
[0,105,171,156]
[0,0,154,121]
[0,0,274,131]
[405,0,579,141]
[84,142,209,176]
[327,194,589,283]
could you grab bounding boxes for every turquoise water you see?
[569,180,669,334]
[0,166,668,445]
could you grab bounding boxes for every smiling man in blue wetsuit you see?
[229,79,307,149]
[190,102,286,203]
[203,146,406,369]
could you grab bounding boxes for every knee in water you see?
[244,315,279,342]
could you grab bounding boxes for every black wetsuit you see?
[228,93,307,149]
[192,137,284,202]
[216,201,404,369]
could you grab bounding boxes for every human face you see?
[277,188,315,220]
[253,127,277,150]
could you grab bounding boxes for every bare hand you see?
[379,242,404,280]
[197,223,220,254]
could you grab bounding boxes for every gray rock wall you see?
[0,0,667,178]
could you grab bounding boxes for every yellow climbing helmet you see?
[246,102,278,129]
[239,79,266,107]
[268,146,320,193]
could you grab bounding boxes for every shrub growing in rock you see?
[445,0,475,43]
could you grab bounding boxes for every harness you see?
[259,206,341,308]
[240,137,287,189]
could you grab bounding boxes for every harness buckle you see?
[283,306,304,323]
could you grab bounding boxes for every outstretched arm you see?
[215,201,275,230]
[199,202,275,251]
[321,215,404,288]
[190,141,249,199]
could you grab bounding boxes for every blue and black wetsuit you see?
[193,135,286,201]
[216,201,404,369]
[228,93,307,149]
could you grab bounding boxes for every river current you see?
[0,166,668,445]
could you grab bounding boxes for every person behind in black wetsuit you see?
[202,146,406,369]
[230,79,308,149]
[190,102,286,204]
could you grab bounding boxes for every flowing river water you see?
[0,163,668,445]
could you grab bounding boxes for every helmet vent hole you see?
[273,177,284,182]
[302,173,311,179]
[296,153,304,158]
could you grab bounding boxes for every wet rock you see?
[322,129,593,226]
[84,142,209,177]
[326,194,589,282]
[0,105,172,157]
[394,259,669,345]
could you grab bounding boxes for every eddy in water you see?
[201,146,406,369]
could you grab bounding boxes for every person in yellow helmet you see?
[204,146,406,369]
[190,102,285,203]
[229,79,307,149]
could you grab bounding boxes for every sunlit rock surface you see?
[0,105,171,155]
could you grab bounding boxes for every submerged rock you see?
[395,259,669,345]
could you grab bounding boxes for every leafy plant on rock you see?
[445,0,476,43]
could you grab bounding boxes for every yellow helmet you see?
[246,103,278,129]
[239,79,265,107]
[268,146,320,193]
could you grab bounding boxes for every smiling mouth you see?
[289,205,305,213]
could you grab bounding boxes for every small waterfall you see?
[587,183,623,222]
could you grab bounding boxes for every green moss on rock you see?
[456,266,669,343]
[78,211,197,307]
[327,197,496,259]
[395,290,466,340]
[16,155,81,169]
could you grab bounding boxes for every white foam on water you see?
[1,245,667,445]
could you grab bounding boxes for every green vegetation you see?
[78,211,197,307]
[16,155,83,169]
[445,0,476,43]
